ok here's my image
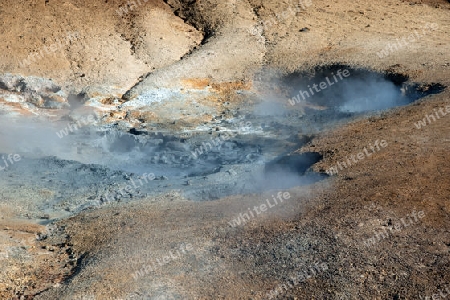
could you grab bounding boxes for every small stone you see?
[227,170,237,176]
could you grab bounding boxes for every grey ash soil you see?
[1,68,442,221]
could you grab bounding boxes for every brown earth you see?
[0,0,450,299]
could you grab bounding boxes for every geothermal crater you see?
[1,0,450,298]
[0,67,443,213]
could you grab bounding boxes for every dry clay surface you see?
[0,0,203,96]
[0,0,450,299]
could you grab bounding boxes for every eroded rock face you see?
[0,0,260,129]
[0,0,203,98]
[0,74,68,112]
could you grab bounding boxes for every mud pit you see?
[0,67,443,215]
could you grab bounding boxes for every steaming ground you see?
[0,68,443,222]
[28,88,450,300]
